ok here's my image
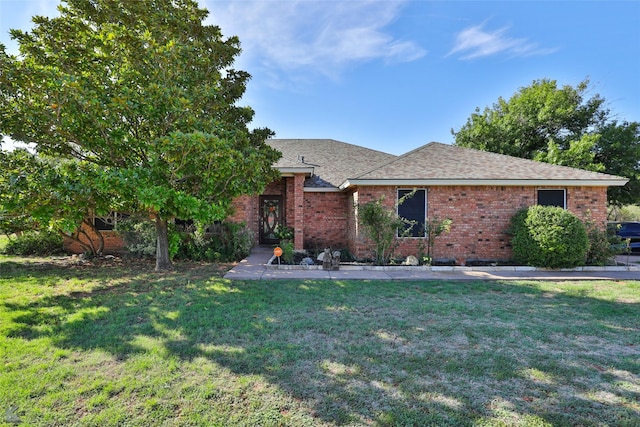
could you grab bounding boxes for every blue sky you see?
[1,0,639,155]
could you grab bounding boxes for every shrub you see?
[510,206,588,268]
[358,197,407,265]
[118,218,254,262]
[280,240,295,264]
[1,230,64,256]
[217,222,254,262]
[116,217,157,258]
[174,222,254,263]
[585,219,621,265]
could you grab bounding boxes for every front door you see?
[259,196,283,245]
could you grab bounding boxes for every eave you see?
[277,166,315,177]
[339,178,630,190]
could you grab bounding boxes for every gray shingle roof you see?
[268,140,628,189]
[348,142,627,185]
[267,139,396,188]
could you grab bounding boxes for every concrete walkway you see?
[224,246,640,281]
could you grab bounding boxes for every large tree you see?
[0,0,281,270]
[452,79,640,205]
[0,149,118,255]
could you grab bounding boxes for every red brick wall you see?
[66,182,608,261]
[228,177,310,248]
[228,179,288,246]
[303,191,350,250]
[292,175,305,250]
[63,226,126,254]
[346,186,396,260]
[346,185,609,263]
[567,186,608,224]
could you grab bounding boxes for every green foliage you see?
[116,217,157,258]
[173,222,254,263]
[0,213,37,237]
[584,218,621,266]
[454,79,605,160]
[453,79,640,205]
[424,217,453,262]
[510,206,589,268]
[274,225,294,241]
[534,135,604,172]
[596,122,640,206]
[358,196,409,265]
[609,204,640,221]
[0,0,281,270]
[280,240,295,264]
[1,230,64,256]
[0,148,120,256]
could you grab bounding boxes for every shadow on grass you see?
[2,262,639,426]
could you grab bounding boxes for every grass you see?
[0,257,639,426]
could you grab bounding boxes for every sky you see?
[1,0,639,155]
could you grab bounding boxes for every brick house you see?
[67,139,628,262]
[229,139,627,263]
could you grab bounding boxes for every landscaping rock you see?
[404,255,419,266]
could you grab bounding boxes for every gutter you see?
[339,178,629,190]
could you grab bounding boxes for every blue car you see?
[609,222,640,253]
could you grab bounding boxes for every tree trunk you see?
[59,230,94,255]
[154,215,173,271]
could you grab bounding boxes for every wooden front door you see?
[259,196,283,245]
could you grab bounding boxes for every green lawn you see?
[1,258,639,426]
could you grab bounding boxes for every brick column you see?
[293,173,305,250]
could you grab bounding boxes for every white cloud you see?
[449,22,557,60]
[202,0,426,84]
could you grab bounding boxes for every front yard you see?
[0,257,638,426]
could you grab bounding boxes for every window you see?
[397,189,426,237]
[93,212,128,230]
[537,189,566,208]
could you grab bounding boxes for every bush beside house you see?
[1,230,65,256]
[510,206,589,268]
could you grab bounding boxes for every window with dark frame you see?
[537,189,566,208]
[397,189,426,237]
[93,212,128,230]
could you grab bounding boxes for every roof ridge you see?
[352,141,440,179]
[269,138,395,157]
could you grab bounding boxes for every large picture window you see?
[537,189,566,208]
[397,189,426,237]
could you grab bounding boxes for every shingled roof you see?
[267,139,396,189]
[340,142,627,188]
[267,139,627,190]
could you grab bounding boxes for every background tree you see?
[0,0,281,270]
[594,121,640,206]
[452,79,640,206]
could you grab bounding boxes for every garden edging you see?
[266,255,640,272]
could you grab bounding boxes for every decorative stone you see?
[322,248,332,270]
[404,255,419,266]
[331,251,341,270]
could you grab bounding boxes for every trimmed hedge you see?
[510,206,588,268]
